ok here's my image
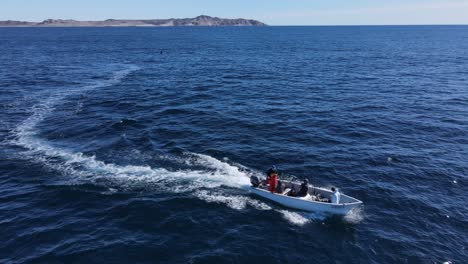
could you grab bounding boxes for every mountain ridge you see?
[0,15,266,27]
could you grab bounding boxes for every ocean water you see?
[0,26,467,263]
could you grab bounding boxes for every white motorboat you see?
[248,177,363,215]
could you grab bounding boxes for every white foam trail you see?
[276,206,364,226]
[278,210,311,226]
[14,127,251,192]
[8,65,360,225]
[14,65,140,148]
[195,190,272,210]
[343,206,364,224]
[9,64,253,195]
[188,153,252,188]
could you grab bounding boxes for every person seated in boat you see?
[250,175,260,187]
[265,166,278,193]
[275,180,284,193]
[330,187,341,204]
[288,187,297,197]
[297,179,309,197]
[265,166,277,183]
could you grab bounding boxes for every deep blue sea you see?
[0,26,467,264]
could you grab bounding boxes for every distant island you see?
[0,15,266,27]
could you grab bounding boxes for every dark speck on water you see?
[0,26,467,264]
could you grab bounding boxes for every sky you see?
[1,0,468,25]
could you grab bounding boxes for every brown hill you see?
[0,15,266,27]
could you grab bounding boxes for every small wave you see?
[277,206,365,226]
[187,153,251,187]
[278,210,311,226]
[343,206,364,224]
[195,190,272,210]
[111,118,143,130]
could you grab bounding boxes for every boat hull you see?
[249,186,361,215]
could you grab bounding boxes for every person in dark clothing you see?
[297,179,309,197]
[275,180,283,193]
[266,166,278,180]
[288,188,297,197]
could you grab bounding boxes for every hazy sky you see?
[2,0,468,25]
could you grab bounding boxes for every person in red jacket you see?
[266,166,278,193]
[269,173,278,193]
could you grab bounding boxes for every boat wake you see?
[10,64,251,188]
[7,64,362,226]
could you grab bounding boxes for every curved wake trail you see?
[8,64,358,226]
[9,65,254,202]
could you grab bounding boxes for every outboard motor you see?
[250,175,260,187]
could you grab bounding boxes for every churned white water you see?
[8,64,361,226]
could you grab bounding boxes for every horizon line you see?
[1,24,468,27]
[2,16,468,27]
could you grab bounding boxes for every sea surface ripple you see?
[0,26,467,263]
